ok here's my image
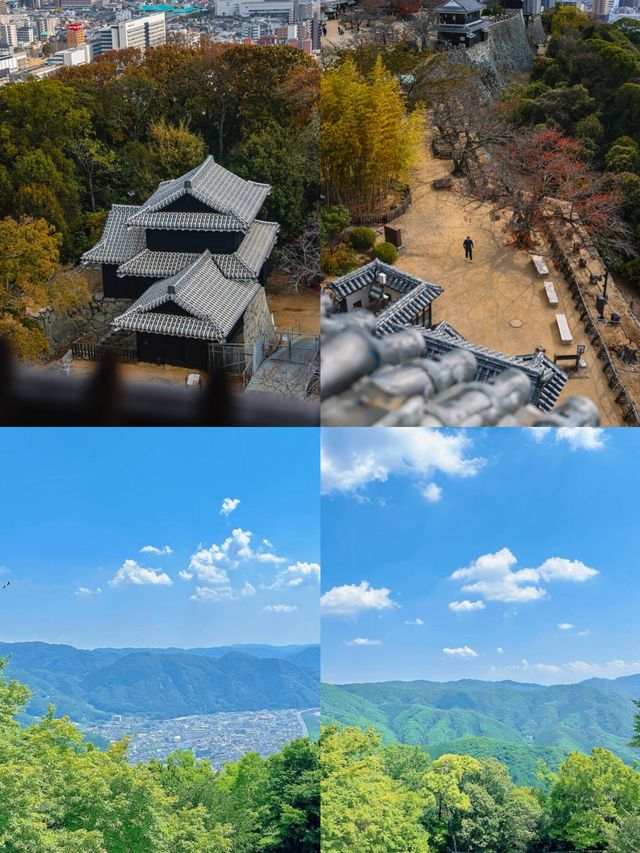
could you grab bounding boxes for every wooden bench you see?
[532,254,550,276]
[556,313,573,343]
[544,280,559,306]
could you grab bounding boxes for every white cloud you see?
[241,582,256,597]
[568,659,640,677]
[321,429,484,495]
[496,647,504,654]
[405,618,424,626]
[578,629,591,637]
[558,622,574,631]
[178,571,193,581]
[538,558,598,583]
[450,548,546,604]
[345,638,382,646]
[75,586,102,597]
[109,559,172,587]
[450,548,598,605]
[531,428,605,451]
[262,604,298,614]
[140,545,173,556]
[188,528,288,583]
[255,552,288,565]
[449,600,486,613]
[263,539,274,548]
[443,646,478,658]
[321,581,397,616]
[422,483,443,503]
[534,663,562,673]
[190,586,235,602]
[272,561,320,589]
[220,498,241,517]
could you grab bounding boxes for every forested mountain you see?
[0,659,320,852]
[0,642,319,721]
[322,676,640,784]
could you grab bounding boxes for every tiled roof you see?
[326,260,441,301]
[235,220,280,274]
[81,205,145,265]
[113,219,279,280]
[125,210,250,232]
[375,282,443,335]
[437,0,485,12]
[116,249,200,279]
[127,156,271,229]
[112,251,260,341]
[423,322,567,411]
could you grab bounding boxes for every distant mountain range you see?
[323,676,640,785]
[0,642,319,722]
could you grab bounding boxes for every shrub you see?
[373,242,398,264]
[349,226,377,251]
[320,205,350,249]
[320,243,358,276]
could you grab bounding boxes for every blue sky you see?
[0,428,319,649]
[321,427,639,686]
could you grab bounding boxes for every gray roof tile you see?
[326,259,442,301]
[112,251,260,341]
[81,205,145,265]
[127,156,271,229]
[423,322,567,411]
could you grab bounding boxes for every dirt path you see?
[266,274,320,335]
[384,140,624,425]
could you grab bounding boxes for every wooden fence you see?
[71,341,138,364]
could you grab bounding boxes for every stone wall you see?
[240,287,276,352]
[443,12,536,92]
[31,270,132,356]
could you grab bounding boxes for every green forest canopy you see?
[0,44,319,359]
[0,658,319,852]
[321,724,640,853]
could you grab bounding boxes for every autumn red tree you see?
[477,128,632,251]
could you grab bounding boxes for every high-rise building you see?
[66,22,84,47]
[0,22,17,46]
[592,0,608,16]
[16,25,36,44]
[0,0,8,15]
[112,12,166,50]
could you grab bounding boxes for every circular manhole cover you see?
[509,319,523,328]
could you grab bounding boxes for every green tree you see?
[546,748,640,850]
[148,119,207,182]
[321,726,430,852]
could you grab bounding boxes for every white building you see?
[215,0,294,16]
[93,12,166,53]
[0,22,18,46]
[113,12,166,49]
[49,42,91,65]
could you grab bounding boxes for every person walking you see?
[463,236,474,262]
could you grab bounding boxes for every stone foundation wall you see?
[32,291,132,356]
[443,13,536,92]
[241,288,276,351]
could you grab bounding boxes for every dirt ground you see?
[385,139,625,425]
[266,273,320,335]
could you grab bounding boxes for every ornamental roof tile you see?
[127,156,271,229]
[80,205,145,265]
[112,251,260,342]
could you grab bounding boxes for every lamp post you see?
[603,256,612,299]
